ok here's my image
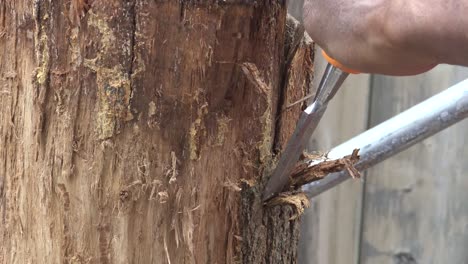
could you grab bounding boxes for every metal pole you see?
[303,78,468,198]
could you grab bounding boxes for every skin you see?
[303,0,468,75]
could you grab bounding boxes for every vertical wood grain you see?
[360,65,468,264]
[1,2,307,263]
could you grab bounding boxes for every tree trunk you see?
[0,1,314,263]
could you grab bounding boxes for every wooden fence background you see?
[288,2,468,264]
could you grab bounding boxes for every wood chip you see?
[290,149,361,188]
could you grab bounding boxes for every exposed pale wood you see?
[0,1,315,263]
[298,50,371,264]
[361,65,468,264]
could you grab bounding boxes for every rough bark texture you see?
[0,1,314,263]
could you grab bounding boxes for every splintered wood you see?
[265,149,360,217]
[241,62,270,98]
[290,149,361,188]
[267,192,310,220]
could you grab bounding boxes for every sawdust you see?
[35,25,50,85]
[87,11,116,52]
[84,11,134,139]
[290,149,361,188]
[83,60,133,139]
[266,192,310,220]
[240,62,274,164]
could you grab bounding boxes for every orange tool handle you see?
[322,50,360,74]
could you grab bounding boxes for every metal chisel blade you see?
[262,103,327,201]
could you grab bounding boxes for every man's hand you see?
[303,0,468,75]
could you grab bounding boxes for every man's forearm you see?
[389,0,468,66]
[304,0,468,75]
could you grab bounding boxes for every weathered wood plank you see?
[360,65,468,264]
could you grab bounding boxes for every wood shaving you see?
[290,149,360,188]
[266,192,310,220]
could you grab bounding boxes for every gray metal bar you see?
[303,78,468,198]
